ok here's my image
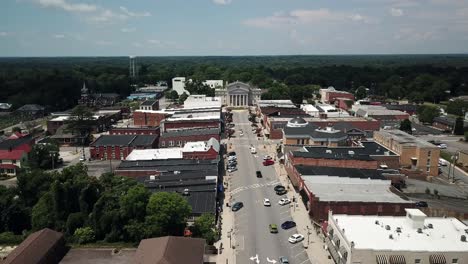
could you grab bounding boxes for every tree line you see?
[1,56,467,112]
[0,164,217,245]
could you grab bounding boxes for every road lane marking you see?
[294,251,307,259]
[298,258,312,264]
[290,243,303,249]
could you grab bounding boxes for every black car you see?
[228,151,236,157]
[274,185,286,192]
[415,201,428,207]
[281,221,296,230]
[276,189,287,195]
[232,202,244,211]
[256,171,262,178]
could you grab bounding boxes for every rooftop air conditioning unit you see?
[389,234,393,239]
[326,149,332,154]
[348,151,355,155]
[385,225,391,230]
[428,223,433,229]
[183,189,189,196]
[417,228,423,233]
[149,175,156,180]
[375,220,379,225]
[396,227,402,233]
[462,235,467,242]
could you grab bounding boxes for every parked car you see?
[415,201,428,207]
[269,224,278,233]
[437,143,447,149]
[250,147,256,154]
[288,234,304,243]
[228,151,236,157]
[263,155,273,160]
[256,171,263,178]
[227,167,238,173]
[274,185,286,192]
[279,256,289,264]
[263,198,271,206]
[439,158,448,166]
[281,221,296,230]
[232,202,244,211]
[279,198,291,206]
[276,189,287,195]
[263,159,274,166]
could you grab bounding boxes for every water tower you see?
[129,55,137,79]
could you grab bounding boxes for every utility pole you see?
[306,225,311,245]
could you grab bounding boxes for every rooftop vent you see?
[375,220,379,225]
[326,149,332,154]
[149,175,156,180]
[417,228,423,234]
[428,223,433,229]
[348,150,355,155]
[396,227,402,233]
[389,234,393,239]
[183,189,190,196]
[462,235,467,242]
[385,225,391,230]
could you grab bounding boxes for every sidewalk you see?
[266,143,334,264]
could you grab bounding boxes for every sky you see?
[1,0,468,56]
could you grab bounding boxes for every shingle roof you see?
[161,128,220,138]
[16,104,45,111]
[134,236,205,264]
[0,135,33,150]
[0,150,26,160]
[3,228,65,264]
[140,100,158,106]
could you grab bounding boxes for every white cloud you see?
[148,39,162,45]
[394,28,437,41]
[35,0,96,12]
[133,42,142,47]
[53,34,65,38]
[0,32,8,37]
[121,27,136,33]
[212,0,232,5]
[119,6,151,17]
[96,40,113,46]
[390,7,404,16]
[243,9,371,28]
[88,10,127,24]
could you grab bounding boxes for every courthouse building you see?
[215,81,261,107]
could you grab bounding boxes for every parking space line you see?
[294,250,307,259]
[280,210,290,215]
[298,258,311,264]
[290,243,303,249]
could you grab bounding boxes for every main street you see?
[228,110,311,264]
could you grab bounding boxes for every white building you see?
[183,95,222,109]
[326,208,468,264]
[172,77,187,95]
[203,80,224,89]
[316,104,350,118]
[215,81,261,107]
[300,104,320,117]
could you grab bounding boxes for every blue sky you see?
[1,0,468,56]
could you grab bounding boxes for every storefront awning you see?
[376,255,389,264]
[389,255,406,264]
[430,254,447,264]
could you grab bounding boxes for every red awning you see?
[0,164,18,169]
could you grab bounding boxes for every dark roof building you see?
[3,228,66,264]
[294,165,386,180]
[432,116,468,131]
[134,236,205,264]
[15,104,45,118]
[90,135,158,160]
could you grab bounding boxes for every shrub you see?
[0,232,23,245]
[73,227,95,244]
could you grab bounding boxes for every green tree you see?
[165,90,179,101]
[12,127,22,133]
[74,227,95,244]
[66,212,86,236]
[417,105,440,124]
[185,80,214,97]
[28,142,60,170]
[120,184,150,222]
[192,213,217,245]
[289,86,304,105]
[454,117,464,135]
[178,92,189,104]
[399,119,413,134]
[355,86,368,100]
[447,100,468,116]
[145,192,191,237]
[66,105,94,146]
[16,170,54,207]
[31,192,56,230]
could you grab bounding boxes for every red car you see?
[263,159,274,166]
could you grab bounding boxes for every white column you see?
[244,95,247,106]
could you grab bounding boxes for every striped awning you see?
[376,255,389,264]
[389,255,406,264]
[430,254,447,264]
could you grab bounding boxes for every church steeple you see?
[81,82,89,95]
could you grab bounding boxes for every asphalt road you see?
[229,110,311,264]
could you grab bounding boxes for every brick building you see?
[287,142,400,170]
[319,87,355,104]
[283,118,348,147]
[432,116,468,132]
[133,110,169,127]
[110,126,160,135]
[334,97,354,110]
[159,128,220,148]
[0,135,34,175]
[354,105,410,122]
[374,130,440,177]
[90,135,158,160]
[301,176,414,222]
[257,105,309,139]
[161,108,222,133]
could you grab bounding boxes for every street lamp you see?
[306,225,311,245]
[228,228,233,248]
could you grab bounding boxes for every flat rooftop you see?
[293,141,396,160]
[376,130,436,148]
[332,210,468,252]
[295,165,385,180]
[304,176,412,203]
[167,111,220,121]
[60,248,136,264]
[126,148,183,160]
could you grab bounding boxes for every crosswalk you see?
[230,180,280,195]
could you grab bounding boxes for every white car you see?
[227,167,238,173]
[439,158,448,166]
[263,198,271,207]
[250,147,256,154]
[437,143,447,149]
[279,198,291,206]
[228,156,237,161]
[263,155,272,160]
[288,234,305,244]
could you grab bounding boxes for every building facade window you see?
[161,141,165,147]
[415,259,421,263]
[452,259,458,264]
